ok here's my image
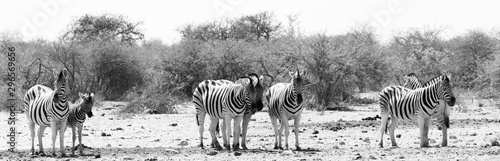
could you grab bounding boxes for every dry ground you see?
[2,94,500,160]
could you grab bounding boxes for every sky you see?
[1,0,499,44]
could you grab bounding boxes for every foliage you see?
[61,13,144,45]
[2,12,500,112]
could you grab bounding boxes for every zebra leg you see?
[197,113,206,149]
[59,120,67,157]
[441,124,448,147]
[37,126,47,156]
[77,124,84,155]
[277,119,285,150]
[50,119,57,156]
[220,118,227,151]
[28,120,36,155]
[209,117,221,150]
[441,103,450,147]
[418,117,431,148]
[71,126,76,156]
[241,113,252,150]
[282,117,290,150]
[270,116,281,149]
[388,115,399,147]
[232,116,243,151]
[293,114,301,151]
[379,112,389,148]
[223,115,232,151]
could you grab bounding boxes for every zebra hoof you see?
[296,146,301,151]
[199,144,205,149]
[224,144,231,151]
[241,144,248,150]
[59,152,67,158]
[232,144,240,151]
[38,151,46,156]
[51,152,57,157]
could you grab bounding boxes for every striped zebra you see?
[24,69,69,156]
[193,73,264,151]
[67,92,95,156]
[379,75,456,148]
[403,73,451,147]
[267,70,306,150]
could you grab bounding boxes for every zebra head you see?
[402,73,422,89]
[79,92,95,118]
[53,69,68,105]
[289,69,305,104]
[439,75,456,106]
[238,73,265,114]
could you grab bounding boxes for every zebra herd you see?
[194,71,456,151]
[22,68,455,157]
[23,69,95,157]
[193,70,306,151]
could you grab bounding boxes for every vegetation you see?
[1,12,500,113]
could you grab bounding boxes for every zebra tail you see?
[384,117,389,134]
[216,123,220,135]
[196,114,199,126]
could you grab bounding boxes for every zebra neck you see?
[421,82,442,106]
[423,75,443,87]
[230,86,247,108]
[287,84,302,105]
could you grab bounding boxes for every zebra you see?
[402,73,451,147]
[67,92,95,156]
[24,69,69,156]
[193,73,264,151]
[379,74,456,148]
[267,70,306,150]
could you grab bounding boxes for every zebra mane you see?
[422,74,446,86]
[406,73,418,77]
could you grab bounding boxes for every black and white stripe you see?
[24,69,69,156]
[67,92,95,155]
[267,70,305,150]
[403,73,452,147]
[379,75,456,148]
[193,73,264,151]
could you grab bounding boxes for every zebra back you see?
[402,73,423,89]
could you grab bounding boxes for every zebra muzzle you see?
[297,94,303,104]
[446,97,456,106]
[87,111,94,118]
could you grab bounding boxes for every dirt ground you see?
[2,94,500,160]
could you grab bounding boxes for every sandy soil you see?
[1,97,500,160]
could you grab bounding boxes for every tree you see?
[61,14,144,45]
[179,11,281,42]
[447,30,496,89]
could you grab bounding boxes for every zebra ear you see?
[402,74,409,82]
[289,70,295,78]
[248,75,259,87]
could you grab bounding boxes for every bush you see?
[92,42,143,100]
[121,69,181,114]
